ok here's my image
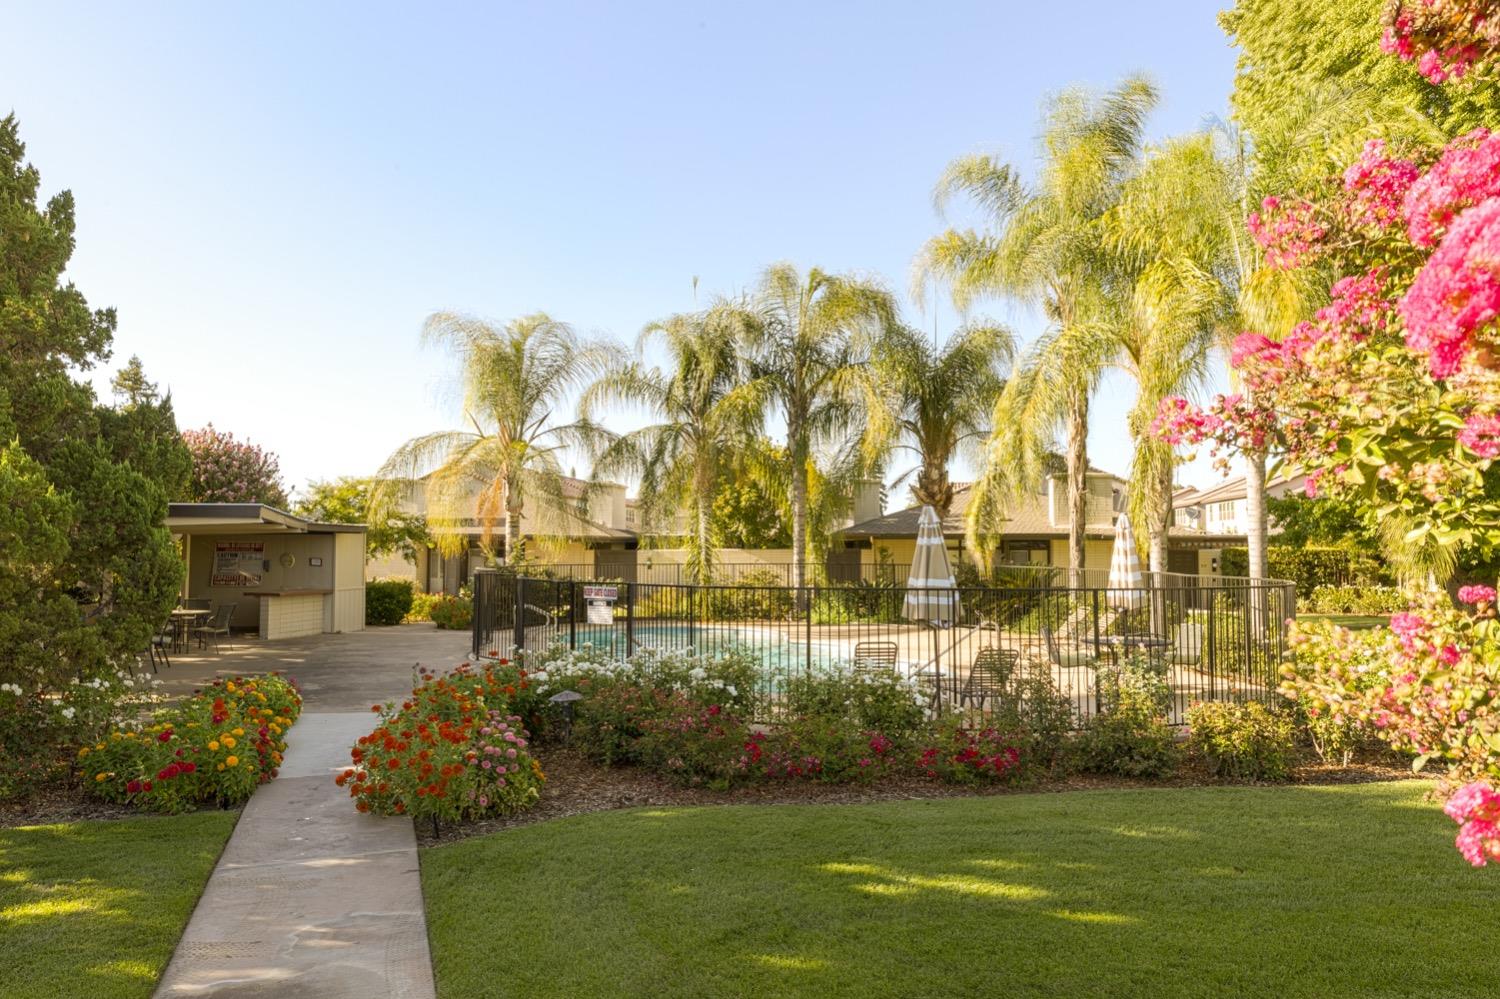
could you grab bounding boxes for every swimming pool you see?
[566,621,851,672]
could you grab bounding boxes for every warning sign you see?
[584,584,617,625]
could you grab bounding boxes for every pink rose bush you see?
[1446,780,1500,866]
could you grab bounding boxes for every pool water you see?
[566,621,849,673]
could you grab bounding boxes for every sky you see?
[5,1,1241,510]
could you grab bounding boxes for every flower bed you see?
[340,660,544,826]
[77,673,302,814]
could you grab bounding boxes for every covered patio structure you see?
[167,503,367,641]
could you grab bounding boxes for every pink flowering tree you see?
[1156,17,1500,866]
[1381,0,1500,85]
[182,425,289,508]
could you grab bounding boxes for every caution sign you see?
[584,585,618,625]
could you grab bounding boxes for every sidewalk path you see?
[153,712,437,998]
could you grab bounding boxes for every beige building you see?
[168,503,366,640]
[840,470,1238,577]
[369,473,885,591]
[1172,472,1307,537]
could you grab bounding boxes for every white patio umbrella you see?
[903,506,961,626]
[1107,512,1148,611]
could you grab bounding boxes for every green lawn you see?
[424,783,1497,999]
[1296,613,1389,630]
[0,812,237,999]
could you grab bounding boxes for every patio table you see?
[170,608,210,652]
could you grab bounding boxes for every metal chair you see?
[193,604,236,653]
[147,620,173,673]
[959,647,1020,710]
[852,640,898,674]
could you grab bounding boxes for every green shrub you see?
[985,672,1078,774]
[366,579,415,626]
[429,595,473,630]
[782,668,926,742]
[406,591,440,622]
[1279,618,1393,766]
[915,714,1025,786]
[1073,664,1179,778]
[1305,585,1406,615]
[1185,700,1298,781]
[1219,546,1387,592]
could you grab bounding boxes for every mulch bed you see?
[413,747,1422,846]
[3,750,1419,838]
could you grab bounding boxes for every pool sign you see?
[584,585,618,625]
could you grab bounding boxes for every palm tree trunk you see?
[692,462,714,586]
[1148,459,1171,575]
[1244,451,1268,580]
[790,453,808,592]
[1067,383,1088,586]
[504,476,523,567]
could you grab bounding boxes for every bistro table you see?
[169,608,210,653]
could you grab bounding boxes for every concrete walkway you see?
[153,628,474,998]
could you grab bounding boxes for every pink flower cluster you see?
[1445,781,1500,867]
[1380,0,1495,85]
[1457,413,1500,458]
[183,424,288,506]
[1398,195,1500,377]
[1402,129,1500,248]
[1246,195,1326,270]
[1457,583,1497,605]
[1151,396,1221,447]
[1343,140,1422,229]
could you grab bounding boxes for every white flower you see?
[60,706,76,720]
[726,685,738,697]
[689,667,707,682]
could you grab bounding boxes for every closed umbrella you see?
[1107,512,1147,611]
[903,506,960,626]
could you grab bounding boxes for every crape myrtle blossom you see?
[1246,195,1327,270]
[1402,129,1500,248]
[1343,139,1423,230]
[1446,781,1500,867]
[1399,195,1500,378]
[1380,0,1500,86]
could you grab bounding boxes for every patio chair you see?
[959,647,1020,711]
[146,620,173,674]
[852,640,898,674]
[1042,625,1099,669]
[192,604,236,653]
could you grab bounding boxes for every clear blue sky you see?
[6,1,1239,507]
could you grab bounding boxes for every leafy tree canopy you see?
[182,424,289,507]
[297,476,431,562]
[0,114,182,695]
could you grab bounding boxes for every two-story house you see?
[838,467,1236,576]
[1171,472,1307,537]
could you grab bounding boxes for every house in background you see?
[368,474,885,592]
[1172,472,1307,537]
[839,468,1239,577]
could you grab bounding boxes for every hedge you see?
[1219,546,1387,594]
[366,579,416,626]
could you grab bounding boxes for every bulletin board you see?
[211,541,264,586]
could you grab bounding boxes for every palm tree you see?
[374,312,620,564]
[739,263,896,590]
[869,321,1015,521]
[1102,133,1236,572]
[580,304,760,585]
[920,75,1158,579]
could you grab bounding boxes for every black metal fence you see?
[472,567,1297,726]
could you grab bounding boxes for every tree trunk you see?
[1244,451,1268,580]
[1067,383,1088,586]
[790,448,808,592]
[1148,458,1171,576]
[504,475,523,567]
[692,468,714,586]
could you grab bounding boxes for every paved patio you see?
[153,623,474,712]
[151,624,473,998]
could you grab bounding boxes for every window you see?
[999,539,1050,565]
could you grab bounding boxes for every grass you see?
[0,811,237,999]
[1296,613,1389,630]
[423,782,1497,999]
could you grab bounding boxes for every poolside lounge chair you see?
[852,641,898,674]
[959,647,1020,710]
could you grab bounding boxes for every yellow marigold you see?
[226,682,237,693]
[207,741,220,751]
[232,727,245,737]
[94,772,107,782]
[272,751,282,762]
[216,763,225,772]
[77,747,89,758]
[221,736,236,749]
[256,692,267,702]
[110,732,122,740]
[225,755,239,767]
[94,742,105,750]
